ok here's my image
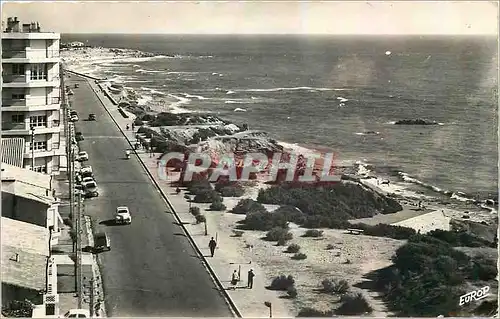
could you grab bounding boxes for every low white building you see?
[1,217,59,318]
[1,162,62,245]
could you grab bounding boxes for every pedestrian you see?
[209,237,217,257]
[247,269,255,289]
[132,123,135,131]
[231,270,239,288]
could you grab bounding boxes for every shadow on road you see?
[99,219,119,226]
[174,233,187,237]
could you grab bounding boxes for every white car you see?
[115,206,132,224]
[64,309,90,318]
[82,177,95,185]
[77,151,89,161]
[80,165,93,174]
[71,114,79,122]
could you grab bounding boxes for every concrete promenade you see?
[82,75,292,318]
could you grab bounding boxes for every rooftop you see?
[1,138,25,168]
[1,162,51,190]
[1,217,49,290]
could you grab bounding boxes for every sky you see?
[1,1,498,35]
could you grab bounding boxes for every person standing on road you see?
[208,237,217,257]
[247,269,255,289]
[231,270,239,288]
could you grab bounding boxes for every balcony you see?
[2,75,60,88]
[2,97,61,111]
[2,49,60,62]
[2,121,62,135]
[24,146,65,158]
[3,74,27,82]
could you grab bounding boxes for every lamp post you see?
[30,125,35,170]
[264,301,272,318]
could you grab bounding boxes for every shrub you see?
[265,227,293,242]
[277,237,287,246]
[231,198,267,215]
[352,223,416,240]
[240,211,287,231]
[297,307,332,317]
[286,243,301,253]
[321,278,349,294]
[215,182,245,197]
[303,229,323,237]
[287,286,298,298]
[269,275,295,290]
[335,293,372,315]
[190,206,201,216]
[326,244,335,250]
[195,214,206,224]
[210,200,227,211]
[2,300,35,318]
[194,189,222,203]
[291,253,307,260]
[232,230,244,237]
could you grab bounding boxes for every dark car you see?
[75,134,84,142]
[88,113,96,121]
[93,232,111,252]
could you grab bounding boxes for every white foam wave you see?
[240,87,350,93]
[137,95,153,106]
[355,131,380,136]
[140,87,166,96]
[225,100,248,104]
[165,71,200,75]
[167,94,192,113]
[182,93,208,100]
[337,97,349,102]
[233,108,247,112]
[136,68,164,74]
[226,90,235,95]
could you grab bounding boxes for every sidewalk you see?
[84,76,292,317]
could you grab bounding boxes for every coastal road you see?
[66,75,232,317]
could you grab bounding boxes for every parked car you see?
[83,181,99,198]
[80,165,92,174]
[82,177,95,185]
[115,206,132,225]
[93,232,111,252]
[77,151,89,161]
[88,113,96,121]
[64,309,90,318]
[70,110,78,116]
[75,134,84,142]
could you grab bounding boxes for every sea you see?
[61,34,498,205]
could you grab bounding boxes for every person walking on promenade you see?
[230,270,239,289]
[247,269,255,289]
[208,237,217,257]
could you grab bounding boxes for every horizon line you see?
[60,32,498,36]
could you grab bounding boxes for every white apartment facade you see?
[2,17,65,175]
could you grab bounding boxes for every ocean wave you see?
[398,172,451,195]
[136,68,164,74]
[238,86,350,93]
[337,97,349,103]
[226,90,235,95]
[355,131,380,136]
[225,100,248,104]
[140,87,166,96]
[167,94,192,113]
[181,93,208,100]
[233,108,247,112]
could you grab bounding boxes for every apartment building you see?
[2,17,65,175]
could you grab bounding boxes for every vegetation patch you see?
[268,275,295,291]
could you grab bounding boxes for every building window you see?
[12,64,25,75]
[11,93,26,100]
[30,64,47,80]
[33,165,47,173]
[30,116,47,127]
[30,141,47,151]
[11,114,25,123]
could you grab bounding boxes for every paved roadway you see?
[66,75,232,317]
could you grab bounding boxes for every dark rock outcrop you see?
[394,119,439,125]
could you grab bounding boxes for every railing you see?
[1,122,26,130]
[2,74,26,83]
[2,97,60,107]
[2,49,60,58]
